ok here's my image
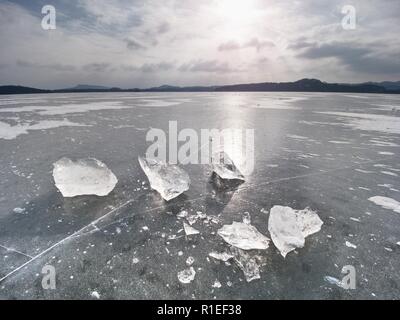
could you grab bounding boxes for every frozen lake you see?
[0,92,399,299]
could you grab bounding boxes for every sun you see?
[216,0,256,21]
[214,0,258,37]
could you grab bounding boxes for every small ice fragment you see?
[345,241,357,249]
[138,156,190,201]
[197,211,207,219]
[350,217,360,222]
[368,196,400,213]
[132,258,139,264]
[90,291,101,299]
[177,210,188,218]
[177,267,196,284]
[186,256,195,266]
[212,280,222,288]
[268,206,323,257]
[186,214,199,225]
[217,222,270,250]
[209,251,234,262]
[212,151,244,180]
[242,212,251,224]
[396,242,400,246]
[13,207,25,214]
[178,251,183,256]
[324,276,344,288]
[183,222,200,236]
[53,158,117,197]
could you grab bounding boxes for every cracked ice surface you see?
[212,151,245,180]
[53,158,118,197]
[217,222,270,250]
[268,206,323,257]
[138,156,190,201]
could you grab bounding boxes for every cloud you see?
[218,38,274,52]
[124,38,146,50]
[179,60,238,73]
[297,41,400,74]
[140,62,174,72]
[243,38,275,51]
[1,0,400,88]
[83,63,111,72]
[16,59,76,72]
[218,40,241,51]
[157,21,170,34]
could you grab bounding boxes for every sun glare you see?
[218,0,256,18]
[214,0,258,37]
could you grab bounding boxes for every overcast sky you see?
[0,0,399,89]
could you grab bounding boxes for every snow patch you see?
[368,196,400,213]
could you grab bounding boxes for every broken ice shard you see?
[183,222,200,235]
[208,251,234,262]
[138,156,190,201]
[268,206,323,258]
[53,157,118,197]
[177,267,196,284]
[324,276,345,289]
[212,151,244,180]
[230,247,264,282]
[217,222,270,250]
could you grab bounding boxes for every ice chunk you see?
[208,251,234,262]
[186,214,199,225]
[345,241,357,249]
[90,291,101,299]
[212,151,244,180]
[268,206,323,257]
[324,276,345,288]
[13,207,25,214]
[53,158,118,197]
[368,196,400,213]
[242,212,251,224]
[183,222,200,236]
[177,210,188,218]
[217,222,270,250]
[186,256,195,266]
[177,267,196,284]
[138,157,190,201]
[230,247,264,282]
[212,280,222,288]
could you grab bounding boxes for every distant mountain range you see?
[1,79,400,95]
[64,84,113,91]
